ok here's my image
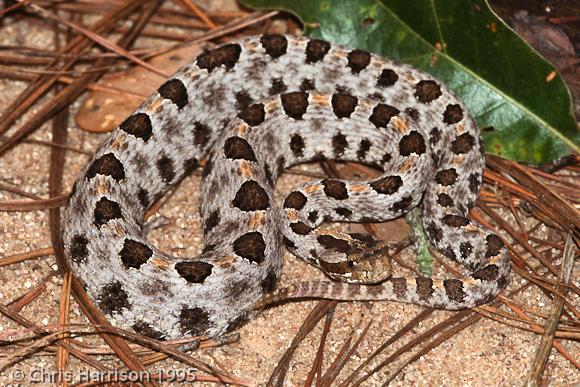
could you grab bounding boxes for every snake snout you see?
[319,234,393,284]
[350,241,393,284]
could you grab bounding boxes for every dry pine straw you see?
[0,2,579,386]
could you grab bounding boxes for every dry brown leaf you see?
[76,43,204,132]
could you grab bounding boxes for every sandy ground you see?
[0,3,578,386]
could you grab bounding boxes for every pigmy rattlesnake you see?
[62,35,510,340]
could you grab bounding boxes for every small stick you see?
[525,234,576,385]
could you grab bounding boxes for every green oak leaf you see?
[241,0,579,164]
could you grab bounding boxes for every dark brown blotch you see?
[377,68,398,87]
[300,78,315,91]
[238,103,265,126]
[94,197,122,228]
[444,246,457,261]
[437,193,454,207]
[308,210,319,223]
[443,279,465,303]
[370,175,403,195]
[468,173,481,194]
[322,179,348,200]
[485,234,504,258]
[270,77,287,95]
[204,210,220,233]
[347,49,371,73]
[224,136,257,161]
[119,239,152,269]
[316,235,351,254]
[460,241,473,259]
[235,90,253,110]
[472,264,499,281]
[312,152,327,162]
[429,127,441,145]
[132,321,164,340]
[281,91,309,120]
[382,152,392,164]
[331,93,358,118]
[415,277,434,301]
[119,113,152,142]
[305,39,331,63]
[391,277,407,298]
[399,131,426,156]
[158,79,188,109]
[426,222,443,243]
[202,243,216,253]
[290,134,305,157]
[335,207,352,217]
[443,215,470,227]
[157,155,175,183]
[137,188,149,208]
[290,222,313,235]
[175,261,213,283]
[405,107,419,121]
[414,80,442,103]
[98,281,130,315]
[435,168,458,186]
[193,122,211,148]
[309,249,319,261]
[264,163,273,186]
[284,191,307,210]
[443,104,464,124]
[70,234,89,264]
[87,153,125,181]
[283,236,296,250]
[391,195,413,212]
[260,270,278,292]
[351,233,377,245]
[357,139,371,160]
[233,231,266,264]
[451,133,476,154]
[369,103,399,128]
[261,34,287,58]
[332,132,348,157]
[179,306,210,335]
[196,43,241,72]
[232,180,270,211]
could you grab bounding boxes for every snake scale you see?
[62,35,510,340]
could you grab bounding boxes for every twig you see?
[174,0,217,29]
[268,301,337,386]
[305,308,334,386]
[18,0,167,77]
[56,272,72,387]
[320,321,372,387]
[0,247,54,267]
[7,271,56,312]
[0,0,145,136]
[525,234,576,385]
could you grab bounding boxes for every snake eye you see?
[347,259,354,268]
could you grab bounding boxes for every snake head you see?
[317,233,393,284]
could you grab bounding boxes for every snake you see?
[62,34,510,340]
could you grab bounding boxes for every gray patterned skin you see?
[62,35,510,340]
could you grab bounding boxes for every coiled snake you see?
[62,35,510,340]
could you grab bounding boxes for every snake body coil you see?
[63,35,509,339]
